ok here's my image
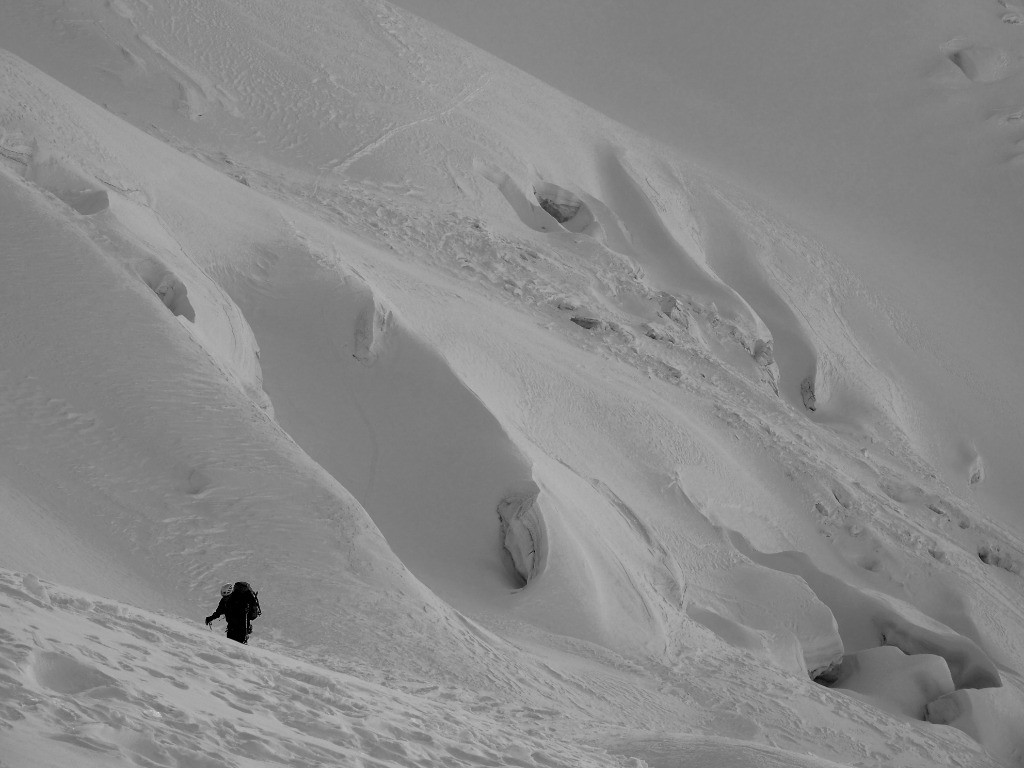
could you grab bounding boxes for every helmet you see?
[220,583,234,597]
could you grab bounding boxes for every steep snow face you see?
[0,0,1023,766]
[393,0,1024,540]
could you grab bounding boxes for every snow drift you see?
[0,0,1022,766]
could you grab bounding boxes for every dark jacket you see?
[208,593,249,629]
[206,584,259,633]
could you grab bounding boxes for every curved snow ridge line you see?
[687,562,843,681]
[689,186,827,408]
[714,530,1024,758]
[718,526,1019,753]
[0,568,623,768]
[232,234,541,601]
[725,529,1000,689]
[693,182,908,424]
[684,175,927,437]
[476,154,782,394]
[22,151,111,216]
[135,33,243,119]
[0,67,271,412]
[594,148,770,342]
[19,148,271,410]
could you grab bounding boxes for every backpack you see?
[234,581,261,621]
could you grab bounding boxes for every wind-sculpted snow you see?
[0,95,267,412]
[716,528,1024,758]
[725,529,1001,690]
[926,686,1024,767]
[0,1,1023,766]
[686,563,844,679]
[827,646,956,720]
[497,482,548,586]
[26,156,110,215]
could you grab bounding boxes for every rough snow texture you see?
[0,569,627,768]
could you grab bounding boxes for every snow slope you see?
[393,0,1024,540]
[0,0,1022,766]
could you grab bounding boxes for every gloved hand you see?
[205,615,215,626]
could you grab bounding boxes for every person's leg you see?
[226,624,248,644]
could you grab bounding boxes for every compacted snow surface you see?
[0,1,1022,766]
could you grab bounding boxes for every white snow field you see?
[0,0,1022,766]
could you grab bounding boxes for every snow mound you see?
[28,650,119,695]
[926,686,1024,767]
[726,530,1002,690]
[690,562,844,678]
[828,645,955,719]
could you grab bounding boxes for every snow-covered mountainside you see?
[0,1,1021,766]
